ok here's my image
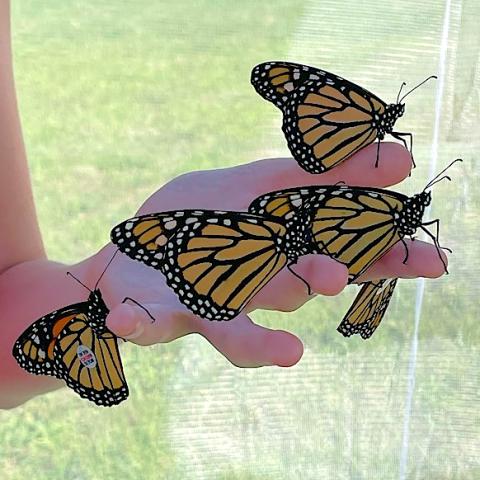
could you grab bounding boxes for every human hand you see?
[92,143,446,368]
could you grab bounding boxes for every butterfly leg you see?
[420,221,449,274]
[287,263,313,296]
[121,297,156,323]
[422,219,452,252]
[392,131,415,168]
[399,236,410,264]
[375,138,381,167]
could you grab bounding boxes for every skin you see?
[0,0,446,409]
[101,144,446,365]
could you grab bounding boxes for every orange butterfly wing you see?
[252,61,388,173]
[337,279,398,339]
[112,211,291,320]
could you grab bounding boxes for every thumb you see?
[106,301,197,346]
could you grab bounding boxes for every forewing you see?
[111,210,211,269]
[54,313,128,407]
[337,279,398,339]
[310,188,406,280]
[160,212,289,320]
[284,80,385,173]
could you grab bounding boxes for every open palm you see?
[93,143,446,368]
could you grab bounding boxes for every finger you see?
[249,254,348,313]
[288,254,349,295]
[243,142,412,199]
[197,315,304,368]
[357,239,448,283]
[107,303,304,367]
[106,302,198,346]
[106,303,145,339]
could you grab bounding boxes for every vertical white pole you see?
[398,1,453,478]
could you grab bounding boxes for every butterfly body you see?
[13,289,128,406]
[378,103,405,139]
[251,61,407,173]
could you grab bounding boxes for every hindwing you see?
[337,279,398,339]
[54,313,128,406]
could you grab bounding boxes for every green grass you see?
[1,1,479,479]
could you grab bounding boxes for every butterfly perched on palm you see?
[110,210,313,321]
[251,61,435,173]
[13,283,129,407]
[248,161,458,337]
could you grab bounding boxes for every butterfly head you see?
[414,190,432,210]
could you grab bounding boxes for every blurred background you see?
[1,0,478,478]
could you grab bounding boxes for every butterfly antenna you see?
[396,81,407,104]
[424,158,462,191]
[399,75,437,103]
[66,272,92,293]
[95,248,121,289]
[426,175,452,190]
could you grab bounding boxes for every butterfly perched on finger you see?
[13,287,129,406]
[251,61,435,173]
[249,183,436,281]
[110,210,313,321]
[248,160,459,337]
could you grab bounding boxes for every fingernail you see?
[122,322,145,340]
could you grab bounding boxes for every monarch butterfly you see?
[110,210,312,321]
[11,258,145,407]
[251,61,435,173]
[248,160,458,337]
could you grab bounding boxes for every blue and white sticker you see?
[77,345,97,369]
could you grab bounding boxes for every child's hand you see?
[95,143,446,368]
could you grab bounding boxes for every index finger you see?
[242,142,412,197]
